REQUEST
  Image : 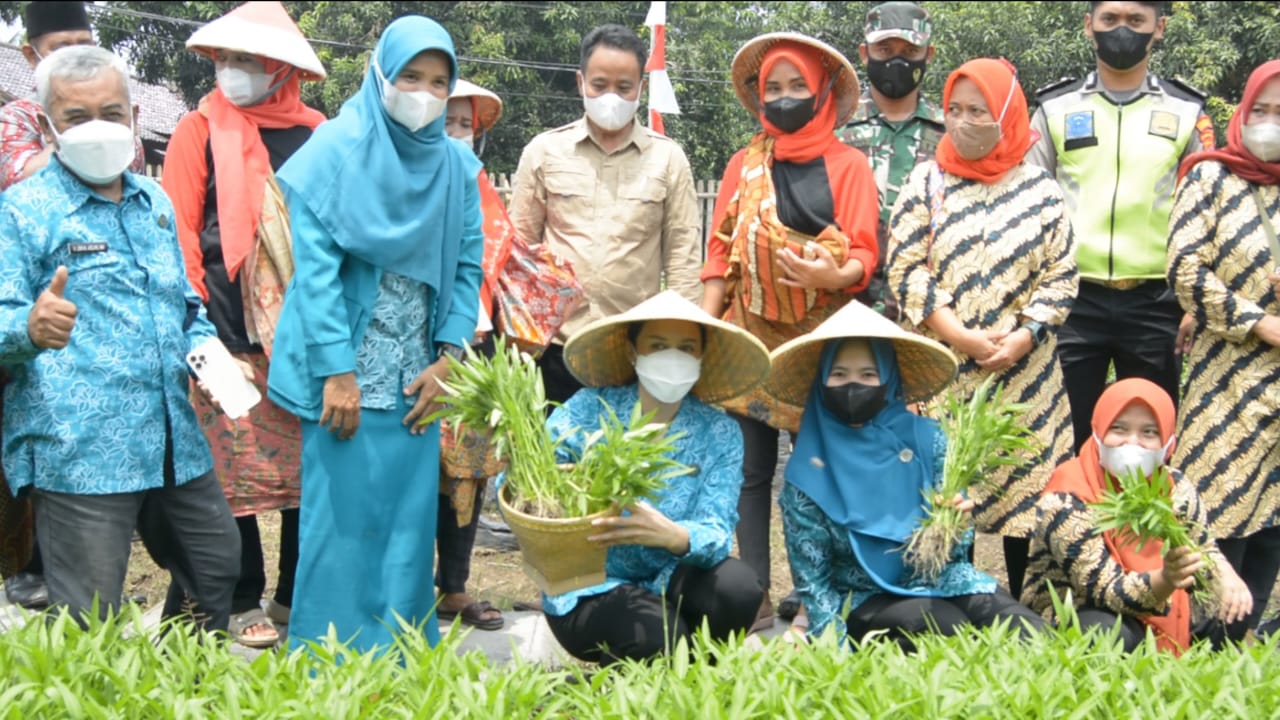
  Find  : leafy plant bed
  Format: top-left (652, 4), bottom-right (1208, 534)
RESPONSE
top-left (2, 607), bottom-right (1278, 719)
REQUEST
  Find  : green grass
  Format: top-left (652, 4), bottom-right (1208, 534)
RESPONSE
top-left (2, 606), bottom-right (1278, 719)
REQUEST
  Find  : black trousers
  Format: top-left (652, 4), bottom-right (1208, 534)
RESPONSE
top-left (1057, 280), bottom-right (1184, 452)
top-left (544, 558), bottom-right (763, 666)
top-left (161, 508), bottom-right (299, 618)
top-left (848, 588), bottom-right (1047, 653)
top-left (732, 414), bottom-right (780, 590)
top-left (1075, 606), bottom-right (1244, 651)
top-left (1216, 525), bottom-right (1280, 636)
top-left (536, 344), bottom-right (584, 409)
top-left (435, 482), bottom-right (483, 595)
top-left (1003, 536), bottom-right (1031, 600)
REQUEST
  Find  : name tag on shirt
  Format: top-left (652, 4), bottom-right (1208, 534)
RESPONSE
top-left (1149, 111), bottom-right (1180, 140)
top-left (68, 242), bottom-right (108, 254)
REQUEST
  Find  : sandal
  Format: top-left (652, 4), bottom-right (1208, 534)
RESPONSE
top-left (228, 608), bottom-right (279, 648)
top-left (438, 600), bottom-right (504, 631)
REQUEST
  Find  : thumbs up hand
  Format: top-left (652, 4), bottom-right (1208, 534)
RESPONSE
top-left (28, 266), bottom-right (78, 349)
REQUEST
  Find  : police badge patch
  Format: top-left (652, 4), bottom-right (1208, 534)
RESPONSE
top-left (1063, 111), bottom-right (1097, 151)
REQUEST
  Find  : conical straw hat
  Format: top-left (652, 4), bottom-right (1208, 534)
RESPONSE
top-left (731, 32), bottom-right (860, 127)
top-left (562, 291), bottom-right (771, 404)
top-left (186, 1), bottom-right (326, 81)
top-left (450, 79), bottom-right (503, 131)
top-left (764, 300), bottom-right (958, 406)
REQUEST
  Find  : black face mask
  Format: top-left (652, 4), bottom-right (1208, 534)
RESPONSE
top-left (867, 57), bottom-right (928, 100)
top-left (763, 96), bottom-right (816, 134)
top-left (1093, 27), bottom-right (1153, 71)
top-left (820, 382), bottom-right (889, 426)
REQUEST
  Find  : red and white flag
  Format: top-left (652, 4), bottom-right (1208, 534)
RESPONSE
top-left (644, 1), bottom-right (680, 135)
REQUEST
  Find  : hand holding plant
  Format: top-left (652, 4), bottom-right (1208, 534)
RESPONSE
top-left (902, 375), bottom-right (1038, 582)
top-left (1090, 465), bottom-right (1219, 614)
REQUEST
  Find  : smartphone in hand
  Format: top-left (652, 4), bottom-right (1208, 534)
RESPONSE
top-left (187, 337), bottom-right (260, 420)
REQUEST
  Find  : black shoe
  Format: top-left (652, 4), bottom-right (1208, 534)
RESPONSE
top-left (777, 591), bottom-right (802, 622)
top-left (4, 572), bottom-right (50, 609)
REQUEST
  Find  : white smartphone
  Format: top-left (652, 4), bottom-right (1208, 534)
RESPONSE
top-left (186, 337), bottom-right (261, 420)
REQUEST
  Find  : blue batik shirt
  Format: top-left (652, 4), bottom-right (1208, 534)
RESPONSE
top-left (354, 271), bottom-right (432, 410)
top-left (541, 385), bottom-right (744, 616)
top-left (779, 430), bottom-right (996, 638)
top-left (0, 158), bottom-right (216, 495)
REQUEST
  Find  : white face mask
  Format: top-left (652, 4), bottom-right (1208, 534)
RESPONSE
top-left (634, 348), bottom-right (702, 405)
top-left (1094, 434), bottom-right (1173, 479)
top-left (216, 66), bottom-right (279, 107)
top-left (51, 118), bottom-right (135, 185)
top-left (455, 133), bottom-right (474, 147)
top-left (374, 57), bottom-right (446, 133)
top-left (582, 91), bottom-right (639, 132)
top-left (1242, 122), bottom-right (1280, 163)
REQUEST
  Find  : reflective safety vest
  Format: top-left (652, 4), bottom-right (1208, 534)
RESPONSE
top-left (1036, 73), bottom-right (1210, 281)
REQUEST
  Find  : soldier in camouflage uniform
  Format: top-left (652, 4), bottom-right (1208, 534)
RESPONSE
top-left (838, 1), bottom-right (944, 320)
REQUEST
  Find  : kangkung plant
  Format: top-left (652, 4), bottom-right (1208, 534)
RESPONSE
top-left (1090, 465), bottom-right (1218, 612)
top-left (427, 337), bottom-right (689, 518)
top-left (902, 374), bottom-right (1039, 582)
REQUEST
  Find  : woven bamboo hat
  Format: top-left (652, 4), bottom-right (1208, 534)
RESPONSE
top-left (563, 291), bottom-right (771, 404)
top-left (186, 1), bottom-right (326, 81)
top-left (764, 300), bottom-right (958, 406)
top-left (731, 32), bottom-right (860, 127)
top-left (449, 79), bottom-right (504, 131)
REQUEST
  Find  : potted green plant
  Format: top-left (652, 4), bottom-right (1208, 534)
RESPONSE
top-left (427, 337), bottom-right (691, 594)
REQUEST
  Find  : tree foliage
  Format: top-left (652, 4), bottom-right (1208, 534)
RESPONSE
top-left (3, 1), bottom-right (1278, 178)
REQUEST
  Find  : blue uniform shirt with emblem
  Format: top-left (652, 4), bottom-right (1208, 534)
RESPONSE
top-left (0, 158), bottom-right (216, 496)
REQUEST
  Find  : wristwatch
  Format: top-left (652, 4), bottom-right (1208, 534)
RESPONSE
top-left (1019, 320), bottom-right (1049, 347)
top-left (436, 342), bottom-right (466, 363)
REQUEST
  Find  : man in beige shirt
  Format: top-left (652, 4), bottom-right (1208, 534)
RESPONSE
top-left (509, 23), bottom-right (701, 404)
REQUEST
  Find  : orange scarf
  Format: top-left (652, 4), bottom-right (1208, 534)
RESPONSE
top-left (476, 169), bottom-right (515, 320)
top-left (757, 42), bottom-right (841, 163)
top-left (719, 133), bottom-right (850, 324)
top-left (1179, 60), bottom-right (1280, 185)
top-left (935, 58), bottom-right (1033, 184)
top-left (194, 59), bottom-right (326, 281)
top-left (1043, 378), bottom-right (1190, 654)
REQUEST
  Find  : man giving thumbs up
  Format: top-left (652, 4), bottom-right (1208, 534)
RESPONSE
top-left (26, 266), bottom-right (76, 349)
top-left (0, 46), bottom-right (239, 633)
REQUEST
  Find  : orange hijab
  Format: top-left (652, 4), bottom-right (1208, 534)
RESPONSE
top-left (935, 58), bottom-right (1033, 184)
top-left (1179, 59), bottom-right (1280, 185)
top-left (1043, 378), bottom-right (1190, 654)
top-left (757, 42), bottom-right (840, 163)
top-left (196, 57), bottom-right (326, 281)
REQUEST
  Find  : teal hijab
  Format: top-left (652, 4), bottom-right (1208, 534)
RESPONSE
top-left (276, 15), bottom-right (482, 288)
top-left (785, 339), bottom-right (948, 596)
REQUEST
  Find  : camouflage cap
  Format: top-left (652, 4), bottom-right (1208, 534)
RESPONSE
top-left (864, 2), bottom-right (932, 47)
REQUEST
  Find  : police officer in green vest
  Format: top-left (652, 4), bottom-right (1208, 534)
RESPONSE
top-left (838, 1), bottom-right (944, 322)
top-left (1027, 1), bottom-right (1213, 451)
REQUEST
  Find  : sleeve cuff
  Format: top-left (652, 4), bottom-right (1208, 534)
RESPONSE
top-left (677, 520), bottom-right (725, 567)
top-left (307, 339), bottom-right (356, 378)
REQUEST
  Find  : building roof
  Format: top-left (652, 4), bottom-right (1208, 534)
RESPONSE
top-left (0, 43), bottom-right (190, 147)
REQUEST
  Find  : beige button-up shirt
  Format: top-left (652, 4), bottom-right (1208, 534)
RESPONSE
top-left (509, 117), bottom-right (702, 339)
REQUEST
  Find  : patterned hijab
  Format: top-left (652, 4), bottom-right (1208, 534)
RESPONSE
top-left (275, 16), bottom-right (481, 287)
top-left (785, 338), bottom-right (947, 595)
